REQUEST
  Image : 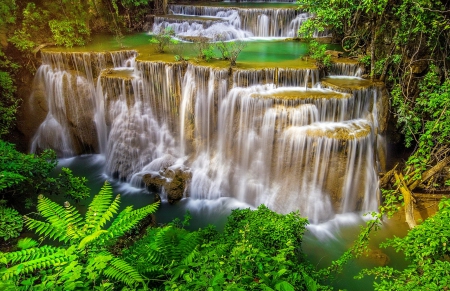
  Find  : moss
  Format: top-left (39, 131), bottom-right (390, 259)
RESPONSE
top-left (251, 88), bottom-right (351, 101)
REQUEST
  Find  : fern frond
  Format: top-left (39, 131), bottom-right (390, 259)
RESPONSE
top-left (78, 230), bottom-right (108, 250)
top-left (102, 255), bottom-right (144, 286)
top-left (181, 245), bottom-right (199, 265)
top-left (84, 181), bottom-right (114, 231)
top-left (36, 195), bottom-right (68, 227)
top-left (178, 232), bottom-right (200, 261)
top-left (155, 226), bottom-right (178, 262)
top-left (24, 216), bottom-right (68, 242)
top-left (107, 202), bottom-right (160, 240)
top-left (93, 194), bottom-right (121, 233)
top-left (2, 245), bottom-right (62, 264)
top-left (64, 204), bottom-right (84, 240)
top-left (1, 248), bottom-right (69, 281)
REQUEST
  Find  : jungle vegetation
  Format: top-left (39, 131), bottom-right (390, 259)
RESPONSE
top-left (0, 0), bottom-right (450, 290)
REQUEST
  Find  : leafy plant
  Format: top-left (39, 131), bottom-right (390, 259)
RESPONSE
top-left (0, 71), bottom-right (18, 137)
top-left (192, 36), bottom-right (216, 62)
top-left (214, 35), bottom-right (247, 66)
top-left (307, 40), bottom-right (332, 72)
top-left (0, 140), bottom-right (90, 206)
top-left (358, 197), bottom-right (450, 290)
top-left (150, 27), bottom-right (176, 53)
top-left (0, 206), bottom-right (23, 241)
top-left (127, 205), bottom-right (327, 290)
top-left (0, 181), bottom-right (159, 289)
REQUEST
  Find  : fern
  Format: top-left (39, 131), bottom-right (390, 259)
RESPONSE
top-left (24, 217), bottom-right (67, 242)
top-left (102, 254), bottom-right (145, 286)
top-left (107, 202), bottom-right (160, 240)
top-left (178, 232), bottom-right (200, 263)
top-left (84, 181), bottom-right (115, 231)
top-left (78, 230), bottom-right (108, 250)
top-left (2, 245), bottom-right (62, 264)
top-left (36, 195), bottom-right (68, 228)
top-left (2, 181), bottom-right (159, 289)
top-left (1, 247), bottom-right (69, 281)
top-left (63, 203), bottom-right (85, 240)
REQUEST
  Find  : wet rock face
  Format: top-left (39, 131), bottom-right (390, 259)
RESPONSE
top-left (143, 167), bottom-right (192, 204)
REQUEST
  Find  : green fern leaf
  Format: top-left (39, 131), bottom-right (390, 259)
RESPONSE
top-left (84, 181), bottom-right (114, 231)
top-left (178, 232), bottom-right (200, 260)
top-left (24, 217), bottom-right (67, 242)
top-left (102, 255), bottom-right (144, 286)
top-left (107, 202), bottom-right (159, 240)
top-left (3, 245), bottom-right (61, 264)
top-left (93, 193), bottom-right (120, 233)
top-left (1, 248), bottom-right (68, 281)
top-left (17, 238), bottom-right (38, 250)
top-left (78, 230), bottom-right (108, 250)
top-left (63, 203), bottom-right (84, 240)
top-left (36, 195), bottom-right (68, 228)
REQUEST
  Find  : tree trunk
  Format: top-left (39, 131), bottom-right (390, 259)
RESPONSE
top-left (395, 172), bottom-right (416, 229)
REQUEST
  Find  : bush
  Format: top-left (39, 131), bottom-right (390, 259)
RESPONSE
top-left (150, 27), bottom-right (176, 53)
top-left (0, 206), bottom-right (23, 241)
top-left (308, 40), bottom-right (332, 72)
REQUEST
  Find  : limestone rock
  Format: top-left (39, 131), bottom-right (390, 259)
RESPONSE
top-left (325, 50), bottom-right (343, 58)
top-left (143, 166), bottom-right (192, 204)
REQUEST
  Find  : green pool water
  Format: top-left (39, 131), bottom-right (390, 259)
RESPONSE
top-left (45, 33), bottom-right (336, 69)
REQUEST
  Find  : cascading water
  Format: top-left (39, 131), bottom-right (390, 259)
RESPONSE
top-left (158, 5), bottom-right (317, 40)
top-left (29, 2), bottom-right (385, 223)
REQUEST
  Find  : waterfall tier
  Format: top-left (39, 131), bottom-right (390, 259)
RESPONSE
top-left (157, 4), bottom-right (313, 39)
top-left (28, 3), bottom-right (384, 223)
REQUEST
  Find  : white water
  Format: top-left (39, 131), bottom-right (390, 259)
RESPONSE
top-left (156, 5), bottom-right (321, 40)
top-left (30, 51), bottom-right (382, 223)
top-left (30, 2), bottom-right (382, 223)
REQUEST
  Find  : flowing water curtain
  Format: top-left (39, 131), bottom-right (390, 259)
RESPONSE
top-left (163, 4), bottom-right (310, 39)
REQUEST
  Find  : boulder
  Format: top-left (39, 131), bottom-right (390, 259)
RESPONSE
top-left (143, 166), bottom-right (192, 204)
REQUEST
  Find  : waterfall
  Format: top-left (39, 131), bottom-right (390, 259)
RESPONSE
top-left (28, 3), bottom-right (385, 223)
top-left (157, 5), bottom-right (310, 39)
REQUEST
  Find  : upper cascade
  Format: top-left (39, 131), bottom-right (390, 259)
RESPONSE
top-left (27, 1), bottom-right (386, 223)
top-left (156, 4), bottom-right (312, 39)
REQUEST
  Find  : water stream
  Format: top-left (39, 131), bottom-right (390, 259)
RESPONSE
top-left (27, 1), bottom-right (396, 289)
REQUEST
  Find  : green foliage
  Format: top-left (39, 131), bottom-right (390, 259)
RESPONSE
top-left (57, 168), bottom-right (90, 201)
top-left (9, 1), bottom-right (92, 52)
top-left (307, 40), bottom-right (332, 72)
top-left (9, 3), bottom-right (49, 52)
top-left (0, 140), bottom-right (89, 205)
top-left (48, 19), bottom-right (90, 47)
top-left (192, 37), bottom-right (216, 62)
top-left (358, 198), bottom-right (450, 290)
top-left (150, 27), bottom-right (176, 53)
top-left (0, 182), bottom-right (159, 289)
top-left (214, 35), bottom-right (247, 66)
top-left (0, 0), bottom-right (16, 27)
top-left (124, 205), bottom-right (327, 290)
top-left (0, 205), bottom-right (23, 241)
top-left (0, 71), bottom-right (18, 137)
top-left (393, 66), bottom-right (450, 182)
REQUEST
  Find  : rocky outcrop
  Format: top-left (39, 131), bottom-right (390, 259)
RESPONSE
top-left (143, 167), bottom-right (192, 204)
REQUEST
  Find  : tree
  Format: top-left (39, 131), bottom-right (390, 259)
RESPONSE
top-left (0, 181), bottom-right (160, 290)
